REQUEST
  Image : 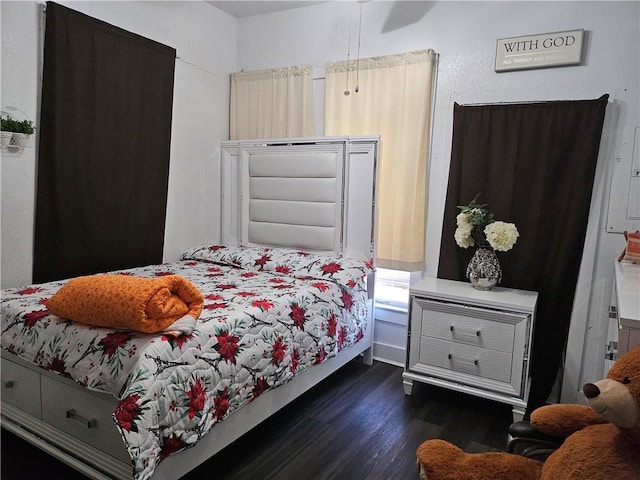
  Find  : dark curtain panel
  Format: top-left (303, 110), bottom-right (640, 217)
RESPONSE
top-left (34, 2), bottom-right (176, 283)
top-left (438, 95), bottom-right (609, 416)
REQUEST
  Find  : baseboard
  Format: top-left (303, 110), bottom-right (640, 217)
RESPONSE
top-left (372, 341), bottom-right (405, 367)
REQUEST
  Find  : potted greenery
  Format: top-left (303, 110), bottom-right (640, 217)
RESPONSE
top-left (1, 115), bottom-right (35, 148)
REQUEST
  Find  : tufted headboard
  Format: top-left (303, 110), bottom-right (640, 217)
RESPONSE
top-left (221, 136), bottom-right (378, 261)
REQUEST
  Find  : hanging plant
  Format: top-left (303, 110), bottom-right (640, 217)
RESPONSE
top-left (1, 116), bottom-right (35, 134)
top-left (1, 115), bottom-right (20, 133)
top-left (18, 119), bottom-right (35, 135)
top-left (1, 115), bottom-right (35, 148)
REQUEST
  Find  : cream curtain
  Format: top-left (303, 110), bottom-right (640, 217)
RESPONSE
top-left (325, 50), bottom-right (436, 271)
top-left (230, 65), bottom-right (315, 140)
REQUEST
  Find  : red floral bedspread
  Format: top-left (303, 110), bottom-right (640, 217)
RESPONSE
top-left (1, 245), bottom-right (374, 480)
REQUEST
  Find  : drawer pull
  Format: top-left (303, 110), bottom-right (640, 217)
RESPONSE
top-left (3, 380), bottom-right (15, 389)
top-left (448, 353), bottom-right (479, 366)
top-left (449, 325), bottom-right (481, 336)
top-left (66, 409), bottom-right (98, 429)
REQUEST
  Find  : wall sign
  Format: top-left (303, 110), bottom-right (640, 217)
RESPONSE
top-left (495, 29), bottom-right (584, 72)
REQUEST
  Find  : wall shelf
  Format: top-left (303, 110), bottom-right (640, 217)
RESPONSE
top-left (1, 132), bottom-right (33, 154)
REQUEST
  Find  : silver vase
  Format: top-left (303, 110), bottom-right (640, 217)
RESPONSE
top-left (466, 247), bottom-right (502, 290)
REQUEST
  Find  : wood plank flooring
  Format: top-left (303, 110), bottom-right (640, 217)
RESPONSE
top-left (1, 359), bottom-right (513, 479)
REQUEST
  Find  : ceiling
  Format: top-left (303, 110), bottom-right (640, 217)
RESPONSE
top-left (207, 1), bottom-right (328, 18)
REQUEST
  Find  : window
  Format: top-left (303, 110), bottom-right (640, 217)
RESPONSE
top-left (325, 49), bottom-right (436, 271)
top-left (230, 65), bottom-right (314, 140)
top-left (374, 268), bottom-right (412, 312)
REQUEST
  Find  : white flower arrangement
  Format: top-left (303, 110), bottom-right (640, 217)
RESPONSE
top-left (454, 212), bottom-right (475, 248)
top-left (484, 221), bottom-right (519, 252)
top-left (454, 196), bottom-right (519, 252)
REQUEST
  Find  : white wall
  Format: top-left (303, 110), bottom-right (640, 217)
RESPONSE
top-left (1, 1), bottom-right (41, 290)
top-left (1, 1), bottom-right (236, 288)
top-left (232, 1), bottom-right (640, 398)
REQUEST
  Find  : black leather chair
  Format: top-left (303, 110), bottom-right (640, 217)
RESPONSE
top-left (506, 420), bottom-right (565, 462)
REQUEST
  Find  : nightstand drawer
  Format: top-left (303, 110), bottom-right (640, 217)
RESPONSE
top-left (41, 376), bottom-right (129, 462)
top-left (419, 337), bottom-right (513, 384)
top-left (415, 298), bottom-right (527, 353)
top-left (419, 308), bottom-right (515, 353)
top-left (1, 358), bottom-right (42, 418)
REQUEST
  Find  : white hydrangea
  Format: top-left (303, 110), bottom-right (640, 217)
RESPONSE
top-left (456, 212), bottom-right (472, 227)
top-left (454, 213), bottom-right (475, 248)
top-left (484, 221), bottom-right (519, 252)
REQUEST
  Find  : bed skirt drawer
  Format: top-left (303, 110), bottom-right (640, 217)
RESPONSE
top-left (41, 376), bottom-right (130, 462)
top-left (1, 359), bottom-right (42, 418)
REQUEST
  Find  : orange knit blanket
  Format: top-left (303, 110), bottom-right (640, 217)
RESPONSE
top-left (48, 274), bottom-right (204, 334)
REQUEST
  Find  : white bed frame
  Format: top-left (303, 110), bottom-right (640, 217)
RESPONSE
top-left (1, 136), bottom-right (379, 479)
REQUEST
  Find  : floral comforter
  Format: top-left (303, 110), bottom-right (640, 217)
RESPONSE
top-left (1, 245), bottom-right (374, 480)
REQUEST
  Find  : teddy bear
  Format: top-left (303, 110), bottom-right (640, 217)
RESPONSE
top-left (416, 345), bottom-right (640, 480)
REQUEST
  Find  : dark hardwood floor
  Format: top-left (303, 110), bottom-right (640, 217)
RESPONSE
top-left (1, 359), bottom-right (513, 479)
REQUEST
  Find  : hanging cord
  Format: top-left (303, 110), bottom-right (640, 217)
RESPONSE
top-left (355, 2), bottom-right (363, 93)
top-left (344, 5), bottom-right (353, 96)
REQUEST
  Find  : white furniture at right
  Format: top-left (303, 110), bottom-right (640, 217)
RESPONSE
top-left (605, 260), bottom-right (640, 374)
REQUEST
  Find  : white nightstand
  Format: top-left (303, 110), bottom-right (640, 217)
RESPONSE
top-left (403, 277), bottom-right (538, 421)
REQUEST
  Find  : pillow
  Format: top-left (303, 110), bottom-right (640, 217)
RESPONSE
top-left (619, 231), bottom-right (640, 264)
top-left (181, 245), bottom-right (374, 288)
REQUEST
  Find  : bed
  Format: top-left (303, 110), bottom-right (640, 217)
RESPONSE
top-left (0, 136), bottom-right (379, 480)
